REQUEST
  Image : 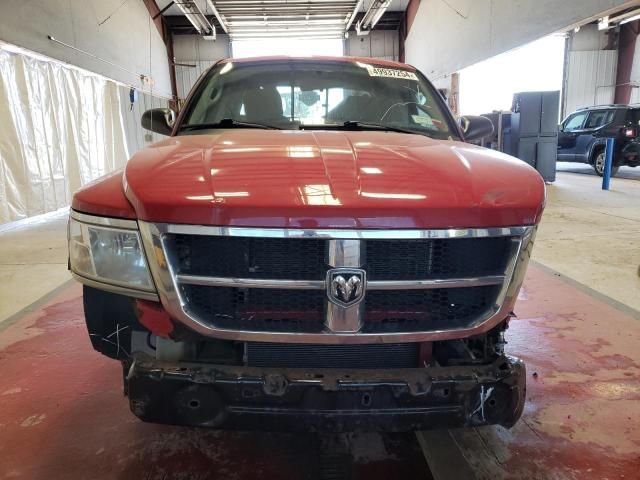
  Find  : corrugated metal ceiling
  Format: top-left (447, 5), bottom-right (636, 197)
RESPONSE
top-left (159, 0), bottom-right (408, 39)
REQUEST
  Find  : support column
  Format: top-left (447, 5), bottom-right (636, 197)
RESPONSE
top-left (142, 0), bottom-right (179, 104)
top-left (399, 0), bottom-right (420, 63)
top-left (614, 20), bottom-right (639, 105)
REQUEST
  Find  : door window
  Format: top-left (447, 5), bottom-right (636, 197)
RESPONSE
top-left (563, 112), bottom-right (587, 131)
top-left (584, 110), bottom-right (614, 129)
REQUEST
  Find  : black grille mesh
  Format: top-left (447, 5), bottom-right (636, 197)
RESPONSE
top-left (168, 235), bottom-right (512, 281)
top-left (246, 342), bottom-right (419, 368)
top-left (170, 235), bottom-right (327, 280)
top-left (365, 237), bottom-right (513, 280)
top-left (181, 284), bottom-right (325, 332)
top-left (363, 285), bottom-right (500, 332)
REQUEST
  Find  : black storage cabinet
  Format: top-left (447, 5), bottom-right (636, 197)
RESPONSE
top-left (510, 91), bottom-right (560, 182)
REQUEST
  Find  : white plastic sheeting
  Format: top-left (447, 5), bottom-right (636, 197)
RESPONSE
top-left (0, 48), bottom-right (129, 224)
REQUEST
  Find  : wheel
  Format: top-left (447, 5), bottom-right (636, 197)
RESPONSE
top-left (593, 150), bottom-right (620, 177)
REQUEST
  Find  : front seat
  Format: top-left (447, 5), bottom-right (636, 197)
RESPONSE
top-left (242, 87), bottom-right (284, 123)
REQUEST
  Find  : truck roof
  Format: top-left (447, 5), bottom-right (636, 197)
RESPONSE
top-left (576, 104), bottom-right (640, 111)
top-left (218, 55), bottom-right (416, 71)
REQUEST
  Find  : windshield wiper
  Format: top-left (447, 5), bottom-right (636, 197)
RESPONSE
top-left (342, 121), bottom-right (420, 135)
top-left (179, 118), bottom-right (280, 131)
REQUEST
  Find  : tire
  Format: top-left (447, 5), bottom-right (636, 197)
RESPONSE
top-left (593, 150), bottom-right (620, 177)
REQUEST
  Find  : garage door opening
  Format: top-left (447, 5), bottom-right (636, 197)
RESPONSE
top-left (459, 34), bottom-right (566, 115)
top-left (231, 38), bottom-right (344, 58)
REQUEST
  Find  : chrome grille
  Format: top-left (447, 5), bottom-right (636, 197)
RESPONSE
top-left (139, 223), bottom-right (535, 344)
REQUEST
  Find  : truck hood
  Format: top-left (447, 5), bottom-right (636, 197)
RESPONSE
top-left (124, 130), bottom-right (545, 229)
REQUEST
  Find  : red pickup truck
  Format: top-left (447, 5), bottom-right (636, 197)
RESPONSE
top-left (68, 56), bottom-right (545, 431)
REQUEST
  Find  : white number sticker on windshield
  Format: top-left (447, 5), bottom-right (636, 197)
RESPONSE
top-left (366, 66), bottom-right (418, 81)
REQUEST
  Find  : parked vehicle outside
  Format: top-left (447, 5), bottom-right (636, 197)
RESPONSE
top-left (68, 56), bottom-right (545, 432)
top-left (558, 104), bottom-right (640, 176)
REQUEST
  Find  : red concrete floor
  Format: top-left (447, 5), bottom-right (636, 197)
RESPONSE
top-left (0, 264), bottom-right (639, 479)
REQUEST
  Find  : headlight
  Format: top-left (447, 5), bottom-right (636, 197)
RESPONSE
top-left (68, 213), bottom-right (154, 292)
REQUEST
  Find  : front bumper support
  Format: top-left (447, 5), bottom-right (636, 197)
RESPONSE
top-left (125, 355), bottom-right (526, 432)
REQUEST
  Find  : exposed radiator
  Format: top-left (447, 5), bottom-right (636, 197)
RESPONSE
top-left (245, 342), bottom-right (419, 369)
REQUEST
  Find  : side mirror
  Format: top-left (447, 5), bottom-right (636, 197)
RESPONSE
top-left (460, 115), bottom-right (494, 142)
top-left (141, 108), bottom-right (175, 136)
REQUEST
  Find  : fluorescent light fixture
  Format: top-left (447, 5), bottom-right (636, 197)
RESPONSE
top-left (360, 167), bottom-right (382, 174)
top-left (356, 0), bottom-right (392, 36)
top-left (620, 13), bottom-right (640, 25)
top-left (175, 0), bottom-right (215, 37)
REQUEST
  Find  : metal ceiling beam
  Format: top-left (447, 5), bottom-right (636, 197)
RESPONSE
top-left (165, 15), bottom-right (224, 31)
top-left (345, 0), bottom-right (363, 31)
top-left (204, 0), bottom-right (229, 33)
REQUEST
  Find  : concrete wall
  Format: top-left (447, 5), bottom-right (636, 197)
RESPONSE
top-left (173, 35), bottom-right (230, 100)
top-left (405, 0), bottom-right (636, 80)
top-left (0, 0), bottom-right (172, 98)
top-left (345, 30), bottom-right (400, 61)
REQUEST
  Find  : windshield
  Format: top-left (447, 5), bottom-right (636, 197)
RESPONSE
top-left (179, 60), bottom-right (458, 140)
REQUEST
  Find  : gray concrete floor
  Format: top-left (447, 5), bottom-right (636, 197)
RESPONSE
top-left (0, 171), bottom-right (639, 325)
top-left (0, 208), bottom-right (70, 322)
top-left (535, 172), bottom-right (640, 311)
top-left (557, 161), bottom-right (640, 180)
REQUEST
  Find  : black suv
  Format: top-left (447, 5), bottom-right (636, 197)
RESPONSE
top-left (558, 105), bottom-right (640, 176)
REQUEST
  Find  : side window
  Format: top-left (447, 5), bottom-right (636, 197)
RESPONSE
top-left (584, 110), bottom-right (613, 129)
top-left (630, 109), bottom-right (640, 125)
top-left (563, 112), bottom-right (587, 132)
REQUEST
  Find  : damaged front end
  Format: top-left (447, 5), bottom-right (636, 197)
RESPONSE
top-left (124, 354), bottom-right (525, 432)
top-left (82, 286), bottom-right (527, 432)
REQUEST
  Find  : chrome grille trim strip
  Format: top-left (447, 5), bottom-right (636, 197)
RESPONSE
top-left (164, 224), bottom-right (529, 239)
top-left (138, 222), bottom-right (537, 344)
top-left (176, 275), bottom-right (325, 290)
top-left (368, 275), bottom-right (505, 290)
top-left (175, 274), bottom-right (506, 290)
